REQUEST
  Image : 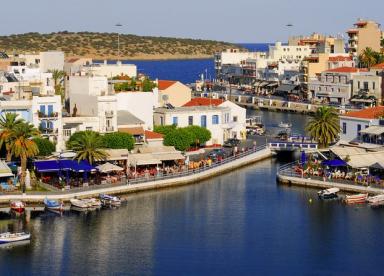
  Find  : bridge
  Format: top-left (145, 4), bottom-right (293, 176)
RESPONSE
top-left (268, 141), bottom-right (318, 152)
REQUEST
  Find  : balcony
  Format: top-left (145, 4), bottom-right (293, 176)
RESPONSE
top-left (39, 127), bottom-right (58, 136)
top-left (38, 111), bottom-right (58, 119)
top-left (105, 111), bottom-right (114, 117)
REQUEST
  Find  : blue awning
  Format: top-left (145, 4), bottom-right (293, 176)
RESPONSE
top-left (322, 159), bottom-right (347, 167)
top-left (34, 160), bottom-right (95, 173)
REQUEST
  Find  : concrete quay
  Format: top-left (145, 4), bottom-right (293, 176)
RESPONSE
top-left (0, 147), bottom-right (272, 204)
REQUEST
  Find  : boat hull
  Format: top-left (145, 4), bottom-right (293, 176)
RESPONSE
top-left (345, 194), bottom-right (368, 204)
top-left (0, 233), bottom-right (30, 244)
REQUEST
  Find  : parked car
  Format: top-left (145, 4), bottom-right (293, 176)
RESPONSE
top-left (223, 138), bottom-right (241, 148)
top-left (208, 148), bottom-right (227, 160)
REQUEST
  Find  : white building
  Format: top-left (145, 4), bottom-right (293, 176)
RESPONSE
top-left (339, 106), bottom-right (384, 143)
top-left (79, 60), bottom-right (137, 78)
top-left (0, 95), bottom-right (63, 150)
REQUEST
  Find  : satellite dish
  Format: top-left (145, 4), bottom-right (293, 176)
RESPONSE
top-left (162, 94), bottom-right (169, 101)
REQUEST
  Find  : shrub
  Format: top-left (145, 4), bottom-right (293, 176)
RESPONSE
top-left (163, 128), bottom-right (193, 151)
top-left (33, 138), bottom-right (55, 156)
top-left (183, 125), bottom-right (211, 146)
top-left (102, 132), bottom-right (135, 151)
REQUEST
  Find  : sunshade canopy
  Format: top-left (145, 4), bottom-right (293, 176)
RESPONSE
top-left (96, 162), bottom-right (124, 173)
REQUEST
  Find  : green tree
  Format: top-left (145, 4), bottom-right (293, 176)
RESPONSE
top-left (34, 137), bottom-right (55, 156)
top-left (154, 125), bottom-right (177, 136)
top-left (163, 128), bottom-right (193, 151)
top-left (184, 125), bottom-right (211, 146)
top-left (103, 132), bottom-right (135, 151)
top-left (359, 47), bottom-right (377, 68)
top-left (67, 131), bottom-right (108, 164)
top-left (306, 106), bottom-right (340, 148)
top-left (142, 78), bottom-right (156, 92)
top-left (0, 113), bottom-right (23, 161)
top-left (48, 69), bottom-right (65, 102)
top-left (9, 122), bottom-right (40, 191)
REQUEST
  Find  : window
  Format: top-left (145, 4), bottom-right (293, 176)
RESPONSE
top-left (373, 82), bottom-right (376, 90)
top-left (342, 122), bottom-right (347, 134)
top-left (201, 115), bottom-right (207, 128)
top-left (39, 105), bottom-right (46, 115)
top-left (160, 117), bottom-right (164, 126)
top-left (363, 82), bottom-right (369, 90)
top-left (358, 81), bottom-right (360, 89)
top-left (224, 113), bottom-right (230, 123)
top-left (357, 124), bottom-right (361, 136)
top-left (172, 116), bottom-right (178, 126)
top-left (188, 116), bottom-right (193, 126)
top-left (47, 105), bottom-right (53, 116)
top-left (63, 129), bottom-right (71, 137)
top-left (212, 115), bottom-right (219, 125)
top-left (233, 116), bottom-right (238, 122)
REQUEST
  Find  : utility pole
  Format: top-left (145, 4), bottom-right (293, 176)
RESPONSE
top-left (115, 23), bottom-right (123, 61)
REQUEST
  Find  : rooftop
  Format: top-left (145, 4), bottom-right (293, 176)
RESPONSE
top-left (325, 67), bottom-right (366, 73)
top-left (155, 105), bottom-right (228, 113)
top-left (117, 110), bottom-right (145, 126)
top-left (343, 106), bottom-right (384, 119)
top-left (145, 130), bottom-right (163, 140)
top-left (371, 63), bottom-right (384, 70)
top-left (158, 80), bottom-right (177, 90)
top-left (328, 56), bottom-right (353, 62)
top-left (183, 97), bottom-right (224, 107)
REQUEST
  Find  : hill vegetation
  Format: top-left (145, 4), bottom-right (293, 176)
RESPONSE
top-left (0, 31), bottom-right (243, 60)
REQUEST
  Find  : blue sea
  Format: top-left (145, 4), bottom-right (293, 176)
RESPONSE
top-left (117, 43), bottom-right (270, 84)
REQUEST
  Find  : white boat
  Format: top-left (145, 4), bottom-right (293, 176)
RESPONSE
top-left (278, 122), bottom-right (292, 128)
top-left (318, 187), bottom-right (340, 200)
top-left (367, 194), bottom-right (384, 207)
top-left (100, 194), bottom-right (121, 207)
top-left (83, 198), bottom-right (102, 208)
top-left (345, 193), bottom-right (368, 204)
top-left (70, 198), bottom-right (90, 209)
top-left (10, 201), bottom-right (25, 213)
top-left (0, 232), bottom-right (31, 244)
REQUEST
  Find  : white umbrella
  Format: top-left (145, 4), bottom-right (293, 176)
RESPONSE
top-left (96, 162), bottom-right (124, 173)
top-left (25, 169), bottom-right (31, 189)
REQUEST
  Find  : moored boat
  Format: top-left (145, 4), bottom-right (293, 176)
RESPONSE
top-left (0, 232), bottom-right (30, 244)
top-left (345, 193), bottom-right (368, 204)
top-left (10, 201), bottom-right (25, 213)
top-left (100, 194), bottom-right (121, 207)
top-left (367, 194), bottom-right (384, 207)
top-left (83, 198), bottom-right (102, 208)
top-left (44, 197), bottom-right (64, 212)
top-left (318, 187), bottom-right (340, 200)
top-left (70, 198), bottom-right (90, 209)
top-left (278, 122), bottom-right (292, 128)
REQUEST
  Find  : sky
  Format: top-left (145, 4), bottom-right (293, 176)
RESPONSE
top-left (0, 0), bottom-right (383, 43)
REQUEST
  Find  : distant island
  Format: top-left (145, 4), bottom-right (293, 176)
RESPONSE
top-left (0, 31), bottom-right (243, 60)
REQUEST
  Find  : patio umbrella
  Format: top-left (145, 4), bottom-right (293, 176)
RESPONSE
top-left (25, 169), bottom-right (31, 189)
top-left (96, 162), bottom-right (124, 173)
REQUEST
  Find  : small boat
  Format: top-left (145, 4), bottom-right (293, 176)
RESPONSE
top-left (345, 193), bottom-right (368, 204)
top-left (367, 194), bottom-right (384, 207)
top-left (84, 198), bottom-right (102, 208)
top-left (44, 197), bottom-right (64, 212)
top-left (100, 194), bottom-right (121, 207)
top-left (278, 122), bottom-right (292, 128)
top-left (318, 187), bottom-right (340, 200)
top-left (70, 198), bottom-right (90, 209)
top-left (0, 232), bottom-right (31, 244)
top-left (10, 201), bottom-right (25, 213)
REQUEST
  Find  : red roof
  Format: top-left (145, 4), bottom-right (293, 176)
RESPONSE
top-left (183, 97), bottom-right (224, 107)
top-left (158, 80), bottom-right (177, 90)
top-left (372, 63), bottom-right (384, 70)
top-left (325, 67), bottom-right (364, 73)
top-left (345, 106), bottom-right (384, 119)
top-left (145, 130), bottom-right (163, 140)
top-left (328, 56), bottom-right (352, 62)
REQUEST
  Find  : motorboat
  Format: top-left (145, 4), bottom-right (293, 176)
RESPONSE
top-left (84, 198), bottom-right (102, 208)
top-left (318, 187), bottom-right (340, 200)
top-left (70, 198), bottom-right (90, 209)
top-left (44, 197), bottom-right (64, 212)
top-left (10, 201), bottom-right (25, 213)
top-left (0, 232), bottom-right (31, 244)
top-left (100, 194), bottom-right (122, 207)
top-left (345, 193), bottom-right (368, 204)
top-left (278, 122), bottom-right (292, 128)
top-left (367, 194), bottom-right (384, 207)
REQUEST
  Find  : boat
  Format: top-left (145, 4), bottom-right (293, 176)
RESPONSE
top-left (345, 193), bottom-right (368, 204)
top-left (10, 201), bottom-right (25, 213)
top-left (100, 194), bottom-right (121, 207)
top-left (44, 197), bottom-right (64, 212)
top-left (318, 187), bottom-right (340, 200)
top-left (84, 198), bottom-right (102, 208)
top-left (70, 198), bottom-right (90, 209)
top-left (0, 232), bottom-right (31, 244)
top-left (367, 194), bottom-right (384, 207)
top-left (278, 122), bottom-right (292, 128)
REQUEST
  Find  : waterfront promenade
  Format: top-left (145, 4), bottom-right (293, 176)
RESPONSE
top-left (277, 162), bottom-right (384, 195)
top-left (0, 145), bottom-right (272, 204)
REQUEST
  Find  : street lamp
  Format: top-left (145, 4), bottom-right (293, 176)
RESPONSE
top-left (115, 23), bottom-right (123, 60)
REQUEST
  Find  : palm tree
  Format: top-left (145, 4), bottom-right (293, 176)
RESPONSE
top-left (49, 69), bottom-right (65, 101)
top-left (68, 131), bottom-right (108, 165)
top-left (9, 122), bottom-right (40, 192)
top-left (306, 106), bottom-right (340, 148)
top-left (359, 47), bottom-right (377, 68)
top-left (0, 113), bottom-right (23, 161)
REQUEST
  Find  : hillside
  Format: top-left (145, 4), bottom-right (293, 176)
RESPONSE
top-left (0, 31), bottom-right (243, 60)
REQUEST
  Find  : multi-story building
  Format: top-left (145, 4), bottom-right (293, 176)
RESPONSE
top-left (351, 71), bottom-right (383, 106)
top-left (309, 67), bottom-right (365, 104)
top-left (157, 80), bottom-right (191, 107)
top-left (289, 33), bottom-right (345, 54)
top-left (346, 19), bottom-right (382, 56)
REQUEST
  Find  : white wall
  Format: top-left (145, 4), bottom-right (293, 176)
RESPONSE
top-left (340, 116), bottom-right (378, 142)
top-left (219, 101), bottom-right (247, 139)
top-left (39, 51), bottom-right (65, 72)
top-left (87, 61), bottom-right (137, 78)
